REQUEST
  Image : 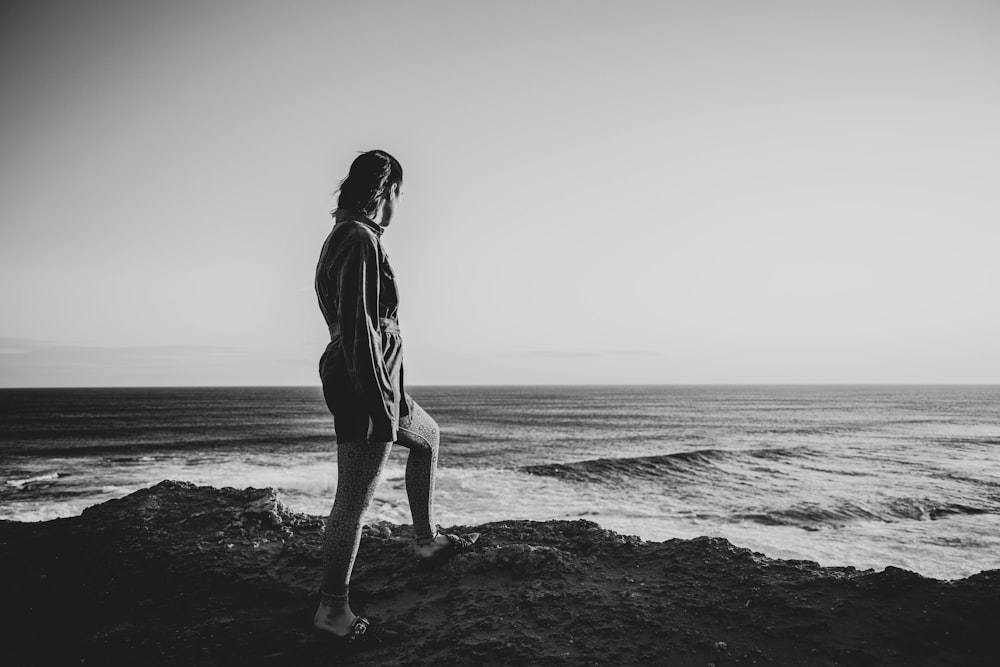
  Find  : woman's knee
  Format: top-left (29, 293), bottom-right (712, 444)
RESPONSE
top-left (398, 425), bottom-right (437, 454)
top-left (420, 413), bottom-right (440, 446)
top-left (398, 403), bottom-right (439, 452)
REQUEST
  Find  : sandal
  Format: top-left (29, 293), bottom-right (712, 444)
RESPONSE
top-left (415, 526), bottom-right (481, 564)
top-left (317, 616), bottom-right (398, 651)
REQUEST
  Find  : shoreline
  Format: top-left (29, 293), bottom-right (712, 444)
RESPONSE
top-left (4, 470), bottom-right (996, 582)
top-left (3, 480), bottom-right (999, 665)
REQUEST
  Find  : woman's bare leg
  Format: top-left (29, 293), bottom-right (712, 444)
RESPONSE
top-left (395, 401), bottom-right (469, 557)
top-left (315, 437), bottom-right (392, 636)
top-left (395, 401), bottom-right (439, 543)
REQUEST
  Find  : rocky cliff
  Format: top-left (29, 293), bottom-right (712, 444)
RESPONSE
top-left (2, 481), bottom-right (998, 665)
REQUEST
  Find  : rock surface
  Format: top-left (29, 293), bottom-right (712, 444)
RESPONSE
top-left (2, 480), bottom-right (999, 666)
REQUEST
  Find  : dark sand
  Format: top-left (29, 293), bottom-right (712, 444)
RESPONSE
top-left (2, 481), bottom-right (998, 666)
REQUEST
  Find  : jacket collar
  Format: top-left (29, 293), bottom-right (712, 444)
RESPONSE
top-left (333, 208), bottom-right (383, 237)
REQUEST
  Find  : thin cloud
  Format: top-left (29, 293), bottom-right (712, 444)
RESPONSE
top-left (518, 348), bottom-right (661, 359)
top-left (0, 341), bottom-right (260, 387)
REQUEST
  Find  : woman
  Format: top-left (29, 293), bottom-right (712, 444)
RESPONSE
top-left (313, 150), bottom-right (478, 648)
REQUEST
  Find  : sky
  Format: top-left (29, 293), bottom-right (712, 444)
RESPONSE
top-left (1, 0), bottom-right (999, 386)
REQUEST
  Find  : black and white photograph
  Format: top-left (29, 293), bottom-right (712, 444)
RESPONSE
top-left (2, 1), bottom-right (999, 664)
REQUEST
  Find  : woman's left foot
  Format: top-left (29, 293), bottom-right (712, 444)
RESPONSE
top-left (414, 530), bottom-right (480, 561)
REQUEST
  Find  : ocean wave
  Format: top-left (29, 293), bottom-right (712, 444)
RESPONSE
top-left (743, 426), bottom-right (855, 436)
top-left (734, 498), bottom-right (995, 530)
top-left (520, 447), bottom-right (799, 484)
top-left (5, 472), bottom-right (60, 488)
top-left (1, 434), bottom-right (333, 457)
top-left (103, 455), bottom-right (166, 464)
top-left (933, 437), bottom-right (1000, 448)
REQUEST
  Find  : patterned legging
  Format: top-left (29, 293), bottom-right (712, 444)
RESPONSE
top-left (320, 401), bottom-right (439, 600)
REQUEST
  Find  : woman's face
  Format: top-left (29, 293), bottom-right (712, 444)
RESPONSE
top-left (379, 183), bottom-right (401, 228)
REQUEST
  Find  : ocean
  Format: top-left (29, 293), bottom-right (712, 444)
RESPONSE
top-left (1, 385), bottom-right (998, 580)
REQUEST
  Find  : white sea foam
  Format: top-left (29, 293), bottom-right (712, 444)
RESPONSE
top-left (5, 472), bottom-right (60, 488)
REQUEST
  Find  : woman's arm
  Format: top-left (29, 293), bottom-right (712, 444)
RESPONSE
top-left (335, 240), bottom-right (397, 442)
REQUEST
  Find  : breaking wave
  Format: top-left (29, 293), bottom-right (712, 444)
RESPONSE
top-left (5, 472), bottom-right (61, 488)
top-left (520, 447), bottom-right (799, 484)
top-left (734, 498), bottom-right (994, 529)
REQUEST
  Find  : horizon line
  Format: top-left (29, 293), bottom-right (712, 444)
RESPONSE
top-left (2, 382), bottom-right (1000, 390)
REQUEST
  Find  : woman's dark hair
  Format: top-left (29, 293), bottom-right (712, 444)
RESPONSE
top-left (337, 150), bottom-right (403, 216)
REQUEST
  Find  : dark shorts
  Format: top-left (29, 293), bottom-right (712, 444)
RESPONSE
top-left (319, 342), bottom-right (413, 443)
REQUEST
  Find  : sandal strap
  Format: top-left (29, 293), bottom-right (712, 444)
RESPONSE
top-left (346, 616), bottom-right (394, 646)
top-left (346, 616), bottom-right (371, 643)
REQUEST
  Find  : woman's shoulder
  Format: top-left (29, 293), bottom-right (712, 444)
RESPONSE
top-left (318, 223), bottom-right (381, 271)
top-left (329, 220), bottom-right (381, 249)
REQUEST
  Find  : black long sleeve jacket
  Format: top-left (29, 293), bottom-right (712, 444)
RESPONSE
top-left (315, 209), bottom-right (410, 443)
